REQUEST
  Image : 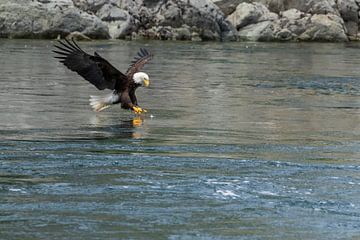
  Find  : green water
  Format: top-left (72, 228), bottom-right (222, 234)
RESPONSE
top-left (0, 39), bottom-right (360, 239)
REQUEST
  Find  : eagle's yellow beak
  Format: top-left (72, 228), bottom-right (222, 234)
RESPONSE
top-left (143, 79), bottom-right (150, 87)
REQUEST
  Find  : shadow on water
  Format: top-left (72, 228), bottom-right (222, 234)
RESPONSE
top-left (79, 116), bottom-right (147, 140)
top-left (0, 115), bottom-right (149, 141)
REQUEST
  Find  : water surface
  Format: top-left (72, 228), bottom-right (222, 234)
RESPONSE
top-left (1, 39), bottom-right (360, 239)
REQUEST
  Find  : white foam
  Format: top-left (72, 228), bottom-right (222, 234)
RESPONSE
top-left (9, 188), bottom-right (26, 193)
top-left (216, 190), bottom-right (239, 198)
top-left (259, 191), bottom-right (278, 196)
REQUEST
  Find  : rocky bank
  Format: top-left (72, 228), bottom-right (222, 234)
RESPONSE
top-left (0, 0), bottom-right (359, 42)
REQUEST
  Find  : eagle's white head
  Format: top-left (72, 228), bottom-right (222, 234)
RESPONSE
top-left (133, 72), bottom-right (150, 87)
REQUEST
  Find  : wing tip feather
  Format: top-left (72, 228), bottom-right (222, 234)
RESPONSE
top-left (56, 38), bottom-right (85, 53)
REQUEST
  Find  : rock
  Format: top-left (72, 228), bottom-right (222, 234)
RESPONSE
top-left (97, 3), bottom-right (134, 39)
top-left (212, 0), bottom-right (244, 15)
top-left (0, 0), bottom-right (356, 42)
top-left (97, 4), bottom-right (128, 22)
top-left (65, 31), bottom-right (92, 40)
top-left (181, 0), bottom-right (237, 41)
top-left (217, 0), bottom-right (350, 42)
top-left (337, 0), bottom-right (358, 36)
top-left (261, 0), bottom-right (286, 13)
top-left (344, 21), bottom-right (358, 37)
top-left (132, 25), bottom-right (192, 41)
top-left (120, 0), bottom-right (236, 41)
top-left (53, 8), bottom-right (109, 39)
top-left (156, 26), bottom-right (174, 40)
top-left (280, 9), bottom-right (307, 20)
top-left (212, 0), bottom-right (288, 15)
top-left (275, 28), bottom-right (293, 41)
top-left (72, 0), bottom-right (236, 41)
top-left (279, 14), bottom-right (310, 37)
top-left (72, 0), bottom-right (109, 12)
top-left (310, 0), bottom-right (338, 14)
top-left (191, 32), bottom-right (202, 41)
top-left (262, 0), bottom-right (339, 15)
top-left (71, 0), bottom-right (136, 39)
top-left (212, 0), bottom-right (340, 15)
top-left (237, 20), bottom-right (277, 41)
top-left (298, 14), bottom-right (348, 41)
top-left (118, 0), bottom-right (143, 16)
top-left (232, 2), bottom-right (348, 42)
top-left (0, 0), bottom-right (109, 39)
top-left (227, 2), bottom-right (278, 30)
top-left (212, 1), bottom-right (341, 20)
top-left (173, 25), bottom-right (192, 40)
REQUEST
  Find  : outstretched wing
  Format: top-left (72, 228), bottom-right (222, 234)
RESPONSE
top-left (126, 48), bottom-right (153, 79)
top-left (53, 39), bottom-right (128, 90)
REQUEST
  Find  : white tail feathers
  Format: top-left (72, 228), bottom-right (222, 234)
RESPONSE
top-left (89, 93), bottom-right (119, 112)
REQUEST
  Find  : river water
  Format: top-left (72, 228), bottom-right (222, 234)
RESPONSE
top-left (1, 39), bottom-right (360, 239)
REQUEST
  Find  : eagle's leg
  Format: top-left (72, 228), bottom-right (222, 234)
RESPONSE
top-left (132, 106), bottom-right (147, 114)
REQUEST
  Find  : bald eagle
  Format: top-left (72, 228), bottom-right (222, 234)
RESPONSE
top-left (53, 39), bottom-right (153, 114)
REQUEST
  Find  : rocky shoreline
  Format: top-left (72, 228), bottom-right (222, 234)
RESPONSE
top-left (0, 0), bottom-right (359, 42)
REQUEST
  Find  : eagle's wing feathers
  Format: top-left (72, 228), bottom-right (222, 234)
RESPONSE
top-left (126, 48), bottom-right (153, 78)
top-left (53, 39), bottom-right (128, 90)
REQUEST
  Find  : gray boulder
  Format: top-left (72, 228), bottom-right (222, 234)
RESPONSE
top-left (0, 0), bottom-right (109, 39)
top-left (174, 25), bottom-right (192, 40)
top-left (234, 4), bottom-right (348, 42)
top-left (227, 2), bottom-right (278, 30)
top-left (298, 14), bottom-right (348, 41)
top-left (97, 3), bottom-right (134, 39)
top-left (131, 24), bottom-right (193, 41)
top-left (337, 0), bottom-right (358, 37)
top-left (237, 20), bottom-right (277, 41)
top-left (70, 0), bottom-right (135, 39)
top-left (65, 31), bottom-right (92, 40)
top-left (120, 0), bottom-right (236, 41)
top-left (0, 0), bottom-right (355, 42)
top-left (212, 0), bottom-right (340, 15)
top-left (213, 0), bottom-right (350, 42)
top-left (280, 8), bottom-right (308, 20)
top-left (212, 0), bottom-right (245, 15)
top-left (278, 11), bottom-right (311, 37)
top-left (72, 0), bottom-right (110, 12)
top-left (272, 0), bottom-right (339, 14)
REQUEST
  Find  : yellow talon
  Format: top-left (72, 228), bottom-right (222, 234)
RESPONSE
top-left (132, 106), bottom-right (145, 114)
